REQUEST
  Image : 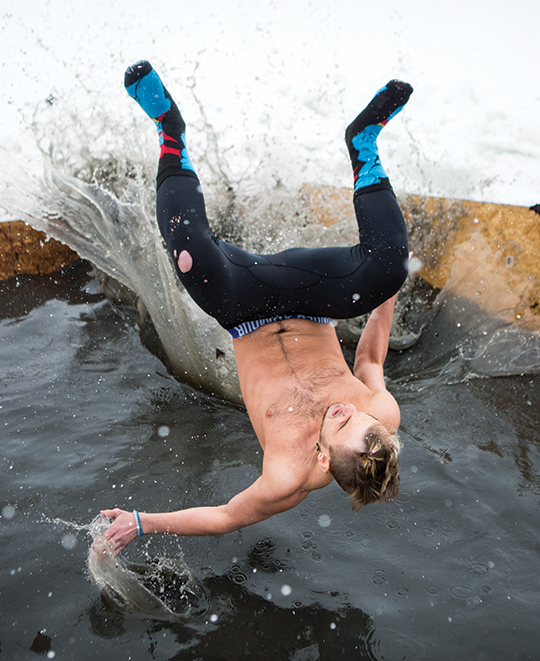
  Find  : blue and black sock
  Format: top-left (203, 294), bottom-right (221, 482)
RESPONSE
top-left (124, 60), bottom-right (198, 188)
top-left (346, 80), bottom-right (413, 197)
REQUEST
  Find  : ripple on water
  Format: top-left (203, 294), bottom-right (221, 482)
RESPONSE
top-left (395, 491), bottom-right (413, 505)
top-left (450, 585), bottom-right (473, 600)
top-left (310, 574), bottom-right (336, 593)
top-left (372, 569), bottom-right (387, 586)
top-left (451, 612), bottom-right (468, 624)
top-left (468, 562), bottom-right (489, 576)
top-left (228, 565), bottom-right (248, 585)
top-left (439, 520), bottom-right (457, 535)
top-left (360, 538), bottom-right (376, 549)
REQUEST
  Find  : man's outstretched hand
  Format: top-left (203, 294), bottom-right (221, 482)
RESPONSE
top-left (99, 508), bottom-right (139, 554)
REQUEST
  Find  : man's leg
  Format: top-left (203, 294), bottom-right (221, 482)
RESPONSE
top-left (342, 81), bottom-right (413, 306)
top-left (125, 63), bottom-right (412, 326)
top-left (244, 81), bottom-right (413, 319)
top-left (125, 62), bottom-right (280, 328)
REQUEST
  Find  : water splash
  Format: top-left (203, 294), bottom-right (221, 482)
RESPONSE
top-left (1, 87), bottom-right (538, 398)
top-left (87, 515), bottom-right (202, 621)
top-left (0, 142), bottom-right (241, 402)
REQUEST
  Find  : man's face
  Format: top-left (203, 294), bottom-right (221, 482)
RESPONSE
top-left (319, 403), bottom-right (379, 454)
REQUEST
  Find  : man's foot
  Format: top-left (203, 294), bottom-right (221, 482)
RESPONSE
top-left (124, 60), bottom-right (197, 185)
top-left (124, 60), bottom-right (185, 140)
top-left (345, 80), bottom-right (413, 142)
top-left (345, 80), bottom-right (413, 194)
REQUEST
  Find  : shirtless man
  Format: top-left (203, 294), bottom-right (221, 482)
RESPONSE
top-left (102, 62), bottom-right (412, 552)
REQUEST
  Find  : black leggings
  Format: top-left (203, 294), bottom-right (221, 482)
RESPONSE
top-left (156, 175), bottom-right (408, 331)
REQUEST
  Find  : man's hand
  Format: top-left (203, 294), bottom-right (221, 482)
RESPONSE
top-left (100, 508), bottom-right (139, 554)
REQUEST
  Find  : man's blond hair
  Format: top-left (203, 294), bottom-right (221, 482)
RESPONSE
top-left (328, 425), bottom-right (402, 511)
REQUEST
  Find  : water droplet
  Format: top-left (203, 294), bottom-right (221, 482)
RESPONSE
top-left (317, 514), bottom-right (331, 528)
top-left (2, 505), bottom-right (15, 520)
top-left (408, 256), bottom-right (423, 274)
top-left (61, 534), bottom-right (77, 550)
top-left (281, 584), bottom-right (292, 596)
top-left (210, 614), bottom-right (218, 623)
top-left (330, 622), bottom-right (337, 630)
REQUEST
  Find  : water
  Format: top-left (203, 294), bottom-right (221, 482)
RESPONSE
top-left (1, 264), bottom-right (539, 659)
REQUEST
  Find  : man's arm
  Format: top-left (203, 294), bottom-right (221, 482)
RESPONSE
top-left (354, 294), bottom-right (397, 384)
top-left (353, 294), bottom-right (400, 430)
top-left (101, 466), bottom-right (308, 553)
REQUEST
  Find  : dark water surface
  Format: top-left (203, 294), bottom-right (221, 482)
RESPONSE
top-left (1, 264), bottom-right (539, 660)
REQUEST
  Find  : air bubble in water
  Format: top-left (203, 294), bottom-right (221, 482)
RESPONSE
top-left (158, 425), bottom-right (170, 438)
top-left (352, 293), bottom-right (360, 301)
top-left (281, 584), bottom-right (292, 596)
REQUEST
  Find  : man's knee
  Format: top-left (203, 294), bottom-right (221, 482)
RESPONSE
top-left (173, 250), bottom-right (193, 273)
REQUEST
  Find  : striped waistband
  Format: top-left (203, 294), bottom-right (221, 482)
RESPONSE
top-left (227, 315), bottom-right (333, 339)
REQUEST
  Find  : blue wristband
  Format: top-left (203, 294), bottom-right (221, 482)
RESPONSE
top-left (133, 510), bottom-right (143, 537)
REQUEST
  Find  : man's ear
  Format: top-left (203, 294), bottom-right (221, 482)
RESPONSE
top-left (318, 452), bottom-right (331, 474)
